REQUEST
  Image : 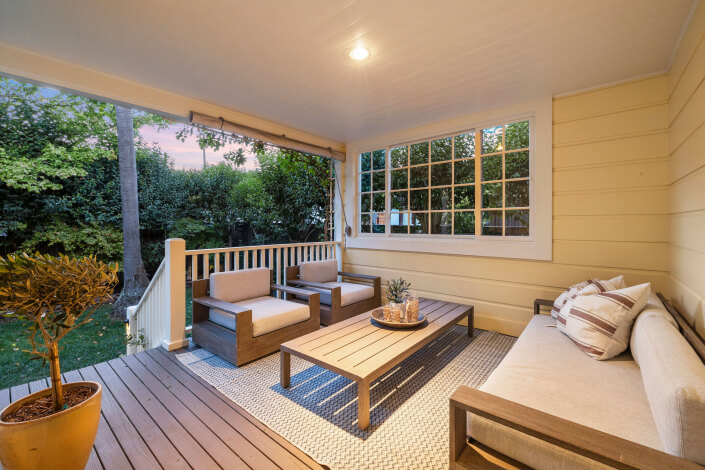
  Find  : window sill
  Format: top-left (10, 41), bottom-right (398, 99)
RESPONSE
top-left (346, 235), bottom-right (551, 260)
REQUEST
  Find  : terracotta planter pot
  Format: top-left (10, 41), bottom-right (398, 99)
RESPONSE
top-left (0, 381), bottom-right (102, 470)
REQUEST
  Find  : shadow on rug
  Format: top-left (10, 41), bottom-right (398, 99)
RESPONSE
top-left (178, 327), bottom-right (515, 470)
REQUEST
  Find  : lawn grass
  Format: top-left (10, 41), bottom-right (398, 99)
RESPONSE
top-left (0, 305), bottom-right (127, 390)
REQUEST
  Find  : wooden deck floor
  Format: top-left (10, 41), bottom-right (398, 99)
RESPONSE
top-left (0, 347), bottom-right (324, 470)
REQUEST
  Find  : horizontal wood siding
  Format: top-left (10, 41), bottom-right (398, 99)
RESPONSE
top-left (668, 1), bottom-right (705, 337)
top-left (345, 74), bottom-right (671, 336)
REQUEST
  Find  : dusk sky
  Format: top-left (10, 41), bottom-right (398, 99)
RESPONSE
top-left (139, 122), bottom-right (259, 171)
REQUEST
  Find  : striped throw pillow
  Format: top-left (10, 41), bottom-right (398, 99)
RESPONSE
top-left (563, 283), bottom-right (651, 360)
top-left (552, 275), bottom-right (626, 321)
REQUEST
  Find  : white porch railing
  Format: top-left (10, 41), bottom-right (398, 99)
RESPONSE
top-left (127, 239), bottom-right (340, 355)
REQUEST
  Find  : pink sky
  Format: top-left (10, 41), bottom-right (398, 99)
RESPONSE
top-left (139, 123), bottom-right (258, 171)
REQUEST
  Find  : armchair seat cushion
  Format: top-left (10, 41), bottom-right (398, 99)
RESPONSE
top-left (299, 281), bottom-right (375, 307)
top-left (209, 296), bottom-right (310, 337)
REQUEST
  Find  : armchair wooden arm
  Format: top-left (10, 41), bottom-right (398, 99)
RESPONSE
top-left (450, 386), bottom-right (702, 470)
top-left (534, 298), bottom-right (553, 315)
top-left (271, 283), bottom-right (320, 298)
top-left (339, 271), bottom-right (379, 281)
top-left (288, 279), bottom-right (337, 291)
top-left (192, 296), bottom-right (252, 315)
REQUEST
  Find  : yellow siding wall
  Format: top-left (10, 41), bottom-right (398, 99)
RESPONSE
top-left (668, 1), bottom-right (705, 336)
top-left (344, 75), bottom-right (671, 336)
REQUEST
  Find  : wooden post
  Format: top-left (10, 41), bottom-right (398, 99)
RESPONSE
top-left (161, 238), bottom-right (189, 351)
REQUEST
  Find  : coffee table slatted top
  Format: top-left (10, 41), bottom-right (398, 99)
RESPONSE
top-left (281, 298), bottom-right (474, 383)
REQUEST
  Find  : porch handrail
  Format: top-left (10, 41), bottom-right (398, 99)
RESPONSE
top-left (127, 239), bottom-right (341, 355)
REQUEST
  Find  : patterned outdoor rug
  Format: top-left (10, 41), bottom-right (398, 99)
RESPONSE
top-left (177, 327), bottom-right (515, 470)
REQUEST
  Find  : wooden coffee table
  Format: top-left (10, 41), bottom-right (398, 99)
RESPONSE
top-left (280, 298), bottom-right (474, 429)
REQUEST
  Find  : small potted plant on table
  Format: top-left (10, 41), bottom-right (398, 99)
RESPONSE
top-left (386, 277), bottom-right (411, 304)
top-left (0, 253), bottom-right (118, 470)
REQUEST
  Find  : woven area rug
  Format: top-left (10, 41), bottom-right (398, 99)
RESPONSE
top-left (177, 327), bottom-right (515, 470)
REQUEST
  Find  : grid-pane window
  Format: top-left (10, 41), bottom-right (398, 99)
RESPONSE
top-left (359, 149), bottom-right (386, 234)
top-left (357, 119), bottom-right (530, 238)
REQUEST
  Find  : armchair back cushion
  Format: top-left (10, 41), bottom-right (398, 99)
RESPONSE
top-left (210, 268), bottom-right (271, 304)
top-left (630, 296), bottom-right (705, 464)
top-left (299, 259), bottom-right (338, 283)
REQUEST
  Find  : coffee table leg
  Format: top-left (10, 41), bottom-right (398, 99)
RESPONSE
top-left (281, 351), bottom-right (290, 388)
top-left (467, 307), bottom-right (474, 337)
top-left (357, 379), bottom-right (370, 430)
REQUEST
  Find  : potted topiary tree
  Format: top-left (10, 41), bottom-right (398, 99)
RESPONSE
top-left (0, 253), bottom-right (118, 470)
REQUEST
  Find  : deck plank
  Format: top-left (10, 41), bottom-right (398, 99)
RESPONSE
top-left (153, 347), bottom-right (323, 470)
top-left (79, 365), bottom-right (157, 470)
top-left (0, 347), bottom-right (323, 470)
top-left (104, 358), bottom-right (216, 469)
top-left (129, 352), bottom-right (275, 469)
top-left (64, 369), bottom-right (131, 470)
top-left (119, 354), bottom-right (248, 469)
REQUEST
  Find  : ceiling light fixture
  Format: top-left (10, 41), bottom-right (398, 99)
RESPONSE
top-left (349, 46), bottom-right (370, 61)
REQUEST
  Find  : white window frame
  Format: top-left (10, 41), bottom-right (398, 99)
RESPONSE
top-left (344, 98), bottom-right (552, 261)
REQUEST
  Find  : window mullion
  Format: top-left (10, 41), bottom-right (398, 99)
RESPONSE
top-left (474, 129), bottom-right (482, 237)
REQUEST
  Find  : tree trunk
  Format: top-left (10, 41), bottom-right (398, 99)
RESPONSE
top-left (48, 342), bottom-right (64, 412)
top-left (112, 105), bottom-right (149, 320)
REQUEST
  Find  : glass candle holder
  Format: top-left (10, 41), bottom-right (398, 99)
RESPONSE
top-left (383, 304), bottom-right (392, 321)
top-left (390, 302), bottom-right (402, 322)
top-left (406, 293), bottom-right (419, 322)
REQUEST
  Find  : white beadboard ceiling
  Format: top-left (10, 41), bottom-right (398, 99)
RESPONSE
top-left (0, 0), bottom-right (695, 143)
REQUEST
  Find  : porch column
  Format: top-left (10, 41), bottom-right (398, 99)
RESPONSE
top-left (161, 238), bottom-right (189, 351)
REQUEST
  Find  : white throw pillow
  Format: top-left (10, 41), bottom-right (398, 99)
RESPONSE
top-left (562, 283), bottom-right (651, 360)
top-left (552, 275), bottom-right (626, 321)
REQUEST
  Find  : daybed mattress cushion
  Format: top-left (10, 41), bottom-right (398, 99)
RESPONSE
top-left (299, 259), bottom-right (338, 283)
top-left (209, 296), bottom-right (310, 337)
top-left (298, 281), bottom-right (374, 307)
top-left (630, 294), bottom-right (705, 464)
top-left (468, 314), bottom-right (662, 470)
top-left (210, 268), bottom-right (271, 304)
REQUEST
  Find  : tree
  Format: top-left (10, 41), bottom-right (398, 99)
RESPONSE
top-left (112, 106), bottom-right (150, 320)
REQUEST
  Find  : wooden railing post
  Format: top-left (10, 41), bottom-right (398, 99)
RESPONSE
top-left (161, 238), bottom-right (189, 351)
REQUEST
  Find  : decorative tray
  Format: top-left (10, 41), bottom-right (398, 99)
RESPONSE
top-left (370, 307), bottom-right (426, 329)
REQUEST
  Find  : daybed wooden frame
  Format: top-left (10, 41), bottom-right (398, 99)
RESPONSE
top-left (450, 293), bottom-right (705, 470)
top-left (191, 275), bottom-right (320, 367)
top-left (285, 265), bottom-right (381, 325)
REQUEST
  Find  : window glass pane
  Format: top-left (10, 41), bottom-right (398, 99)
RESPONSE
top-left (410, 212), bottom-right (428, 234)
top-left (360, 173), bottom-right (371, 192)
top-left (372, 213), bottom-right (385, 233)
top-left (431, 137), bottom-right (452, 162)
top-left (482, 155), bottom-right (502, 181)
top-left (410, 142), bottom-right (429, 165)
top-left (391, 191), bottom-right (408, 211)
top-left (506, 210), bottom-right (529, 236)
top-left (505, 180), bottom-right (529, 207)
top-left (482, 211), bottom-right (503, 236)
top-left (360, 213), bottom-right (371, 233)
top-left (454, 133), bottom-right (475, 159)
top-left (505, 120), bottom-right (529, 151)
top-left (373, 171), bottom-right (385, 191)
top-left (431, 162), bottom-right (451, 186)
top-left (391, 211), bottom-right (409, 234)
top-left (360, 152), bottom-right (371, 172)
top-left (454, 159), bottom-right (475, 184)
top-left (360, 193), bottom-right (371, 212)
top-left (505, 151), bottom-right (529, 179)
top-left (373, 149), bottom-right (386, 170)
top-left (410, 165), bottom-right (428, 188)
top-left (482, 182), bottom-right (503, 208)
top-left (481, 125), bottom-right (503, 154)
top-left (454, 185), bottom-right (475, 209)
top-left (431, 187), bottom-right (451, 210)
top-left (430, 212), bottom-right (452, 234)
top-left (373, 192), bottom-right (386, 212)
top-left (454, 212), bottom-right (475, 235)
top-left (391, 146), bottom-right (408, 168)
top-left (391, 168), bottom-right (408, 190)
top-left (410, 189), bottom-right (428, 211)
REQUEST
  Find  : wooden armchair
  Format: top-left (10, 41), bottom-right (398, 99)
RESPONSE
top-left (191, 267), bottom-right (320, 366)
top-left (285, 259), bottom-right (381, 325)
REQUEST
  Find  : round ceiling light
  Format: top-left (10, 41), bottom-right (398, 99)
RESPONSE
top-left (349, 47), bottom-right (370, 61)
